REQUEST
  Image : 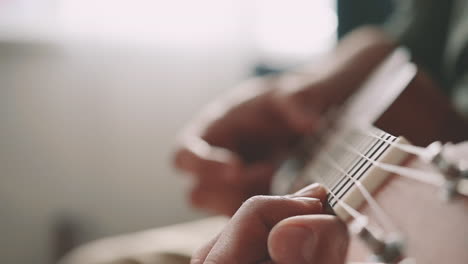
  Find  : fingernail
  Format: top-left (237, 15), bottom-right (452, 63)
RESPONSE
top-left (291, 197), bottom-right (322, 212)
top-left (278, 226), bottom-right (318, 263)
top-left (291, 197), bottom-right (320, 203)
top-left (293, 183), bottom-right (321, 196)
top-left (292, 183), bottom-right (328, 205)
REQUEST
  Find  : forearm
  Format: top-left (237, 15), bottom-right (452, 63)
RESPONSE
top-left (276, 27), bottom-right (398, 107)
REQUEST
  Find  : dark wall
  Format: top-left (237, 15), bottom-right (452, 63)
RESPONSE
top-left (337, 0), bottom-right (394, 38)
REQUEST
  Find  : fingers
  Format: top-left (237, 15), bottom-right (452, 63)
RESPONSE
top-left (272, 74), bottom-right (325, 134)
top-left (174, 139), bottom-right (242, 215)
top-left (190, 184), bottom-right (347, 264)
top-left (202, 194), bottom-right (323, 263)
top-left (293, 183), bottom-right (329, 205)
top-left (189, 162), bottom-right (276, 215)
top-left (191, 234), bottom-right (221, 264)
top-left (189, 184), bottom-right (247, 216)
top-left (268, 215), bottom-right (349, 264)
top-left (273, 90), bottom-right (321, 134)
top-left (265, 184), bottom-right (348, 264)
top-left (175, 135), bottom-right (278, 215)
top-left (174, 136), bottom-right (241, 180)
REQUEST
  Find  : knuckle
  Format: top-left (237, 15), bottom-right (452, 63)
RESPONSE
top-left (243, 195), bottom-right (271, 209)
top-left (243, 195), bottom-right (289, 212)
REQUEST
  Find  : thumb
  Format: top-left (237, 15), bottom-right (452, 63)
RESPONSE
top-left (268, 215), bottom-right (349, 264)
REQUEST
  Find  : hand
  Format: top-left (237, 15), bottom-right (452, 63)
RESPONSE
top-left (173, 28), bottom-right (395, 215)
top-left (173, 75), bottom-right (329, 215)
top-left (190, 184), bottom-right (349, 264)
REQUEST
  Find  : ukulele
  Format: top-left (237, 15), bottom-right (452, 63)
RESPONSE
top-left (59, 48), bottom-right (468, 264)
top-left (272, 48), bottom-right (468, 264)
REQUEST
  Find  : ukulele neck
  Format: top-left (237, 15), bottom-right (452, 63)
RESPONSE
top-left (301, 127), bottom-right (410, 220)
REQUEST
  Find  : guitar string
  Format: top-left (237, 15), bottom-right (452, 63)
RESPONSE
top-left (327, 133), bottom-right (392, 206)
top-left (302, 127), bottom-right (393, 232)
top-left (298, 128), bottom-right (392, 212)
top-left (312, 167), bottom-right (393, 258)
top-left (337, 139), bottom-right (445, 186)
top-left (316, 131), bottom-right (426, 263)
top-left (311, 94), bottom-right (441, 166)
top-left (313, 129), bottom-right (399, 231)
top-left (355, 126), bottom-right (434, 159)
top-left (322, 132), bottom-right (383, 196)
top-left (299, 123), bottom-right (389, 194)
top-left (313, 171), bottom-right (368, 221)
top-left (319, 151), bottom-right (397, 232)
top-left (305, 125), bottom-right (443, 232)
top-left (301, 126), bottom-right (416, 260)
top-left (293, 119), bottom-right (443, 233)
top-left (310, 124), bottom-right (446, 187)
top-left (298, 130), bottom-right (444, 229)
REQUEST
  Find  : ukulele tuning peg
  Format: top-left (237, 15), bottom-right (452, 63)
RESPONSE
top-left (350, 217), bottom-right (405, 264)
top-left (367, 234), bottom-right (405, 264)
top-left (424, 141), bottom-right (468, 199)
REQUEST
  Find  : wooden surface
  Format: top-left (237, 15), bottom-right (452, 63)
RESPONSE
top-left (375, 69), bottom-right (468, 146)
top-left (347, 157), bottom-right (468, 263)
top-left (328, 66), bottom-right (468, 262)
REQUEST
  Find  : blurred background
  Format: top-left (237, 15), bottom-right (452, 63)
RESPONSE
top-left (0, 0), bottom-right (392, 263)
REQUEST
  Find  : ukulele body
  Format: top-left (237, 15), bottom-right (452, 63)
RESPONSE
top-left (347, 157), bottom-right (468, 263)
top-left (295, 49), bottom-right (468, 262)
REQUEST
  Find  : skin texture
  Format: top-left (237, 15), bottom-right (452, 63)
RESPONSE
top-left (190, 184), bottom-right (349, 264)
top-left (173, 28), bottom-right (396, 216)
top-left (173, 27), bottom-right (396, 263)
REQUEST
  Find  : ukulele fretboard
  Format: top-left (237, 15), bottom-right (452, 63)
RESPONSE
top-left (300, 127), bottom-right (408, 219)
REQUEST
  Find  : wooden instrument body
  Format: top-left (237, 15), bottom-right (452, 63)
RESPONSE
top-left (352, 64), bottom-right (468, 262)
top-left (375, 67), bottom-right (468, 147)
top-left (352, 65), bottom-right (468, 262)
top-left (295, 50), bottom-right (468, 262)
top-left (347, 157), bottom-right (468, 263)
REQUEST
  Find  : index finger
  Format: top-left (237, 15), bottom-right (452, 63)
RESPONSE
top-left (203, 194), bottom-right (324, 263)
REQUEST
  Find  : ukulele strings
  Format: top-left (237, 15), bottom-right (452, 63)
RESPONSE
top-left (308, 122), bottom-right (446, 187)
top-left (293, 114), bottom-right (444, 231)
top-left (319, 151), bottom-right (397, 232)
top-left (306, 123), bottom-right (445, 232)
top-left (356, 127), bottom-right (434, 159)
top-left (310, 135), bottom-right (417, 264)
top-left (316, 111), bottom-right (445, 183)
top-left (312, 168), bottom-right (393, 255)
top-left (337, 137), bottom-right (445, 187)
top-left (308, 128), bottom-right (398, 231)
top-left (313, 171), bottom-right (368, 221)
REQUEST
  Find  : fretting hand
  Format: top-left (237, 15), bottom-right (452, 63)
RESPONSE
top-left (190, 184), bottom-right (349, 264)
top-left (173, 28), bottom-right (395, 215)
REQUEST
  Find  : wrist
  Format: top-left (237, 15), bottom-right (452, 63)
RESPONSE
top-left (276, 28), bottom-right (397, 104)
